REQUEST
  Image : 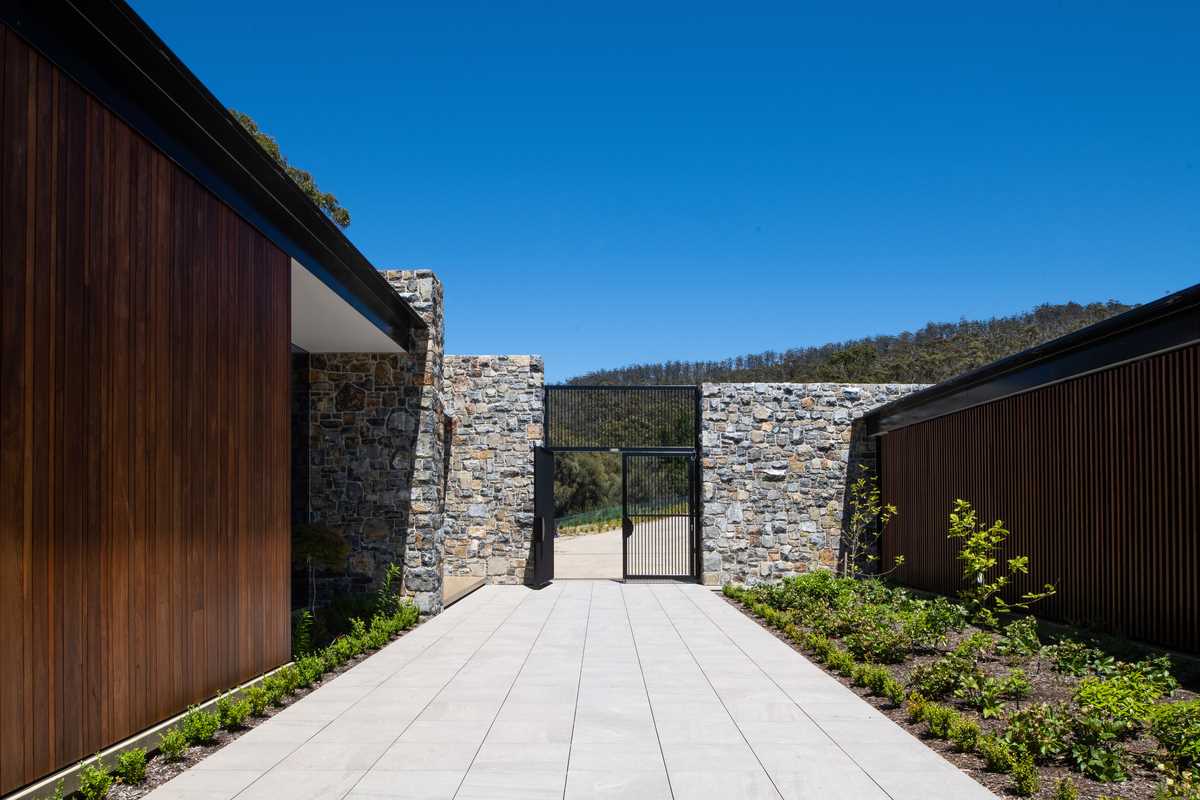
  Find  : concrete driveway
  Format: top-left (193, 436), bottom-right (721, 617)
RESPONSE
top-left (145, 582), bottom-right (995, 800)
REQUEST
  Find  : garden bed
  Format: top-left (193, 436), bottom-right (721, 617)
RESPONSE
top-left (724, 575), bottom-right (1198, 800)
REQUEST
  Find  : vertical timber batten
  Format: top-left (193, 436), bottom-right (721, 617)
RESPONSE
top-left (0, 25), bottom-right (292, 794)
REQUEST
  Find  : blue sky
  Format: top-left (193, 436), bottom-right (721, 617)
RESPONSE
top-left (133, 1), bottom-right (1198, 381)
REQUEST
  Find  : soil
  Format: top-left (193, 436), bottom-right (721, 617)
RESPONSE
top-left (724, 595), bottom-right (1197, 800)
top-left (107, 625), bottom-right (415, 800)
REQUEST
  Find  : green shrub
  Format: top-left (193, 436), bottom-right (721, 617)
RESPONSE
top-left (1070, 736), bottom-right (1127, 783)
top-left (180, 705), bottom-right (220, 745)
top-left (1004, 703), bottom-right (1071, 762)
top-left (826, 646), bottom-right (856, 676)
top-left (1155, 766), bottom-right (1200, 800)
top-left (996, 616), bottom-right (1040, 658)
top-left (858, 664), bottom-right (893, 695)
top-left (216, 694), bottom-right (251, 730)
top-left (1052, 777), bottom-right (1079, 800)
top-left (296, 655), bottom-right (325, 689)
top-left (976, 733), bottom-right (1016, 773)
top-left (881, 677), bottom-right (907, 706)
top-left (803, 631), bottom-right (833, 663)
top-left (292, 609), bottom-right (314, 657)
top-left (1120, 655), bottom-right (1179, 696)
top-left (245, 684), bottom-right (271, 717)
top-left (923, 703), bottom-right (958, 739)
top-left (262, 673), bottom-right (288, 707)
top-left (1046, 639), bottom-right (1117, 677)
top-left (905, 693), bottom-right (929, 723)
top-left (1151, 701), bottom-right (1200, 767)
top-left (1074, 671), bottom-right (1164, 735)
top-left (115, 747), bottom-right (147, 784)
top-left (78, 756), bottom-right (114, 800)
top-left (845, 610), bottom-right (912, 663)
top-left (949, 716), bottom-right (981, 752)
top-left (1011, 752), bottom-right (1040, 797)
top-left (158, 726), bottom-right (187, 761)
top-left (901, 597), bottom-right (967, 650)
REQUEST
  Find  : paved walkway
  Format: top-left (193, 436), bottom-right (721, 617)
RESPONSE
top-left (554, 530), bottom-right (621, 579)
top-left (146, 582), bottom-right (995, 800)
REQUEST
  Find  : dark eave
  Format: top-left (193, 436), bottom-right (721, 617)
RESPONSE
top-left (2, 0), bottom-right (423, 351)
top-left (865, 281), bottom-right (1200, 436)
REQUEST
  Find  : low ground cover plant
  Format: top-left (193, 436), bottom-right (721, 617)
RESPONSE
top-left (723, 497), bottom-right (1196, 800)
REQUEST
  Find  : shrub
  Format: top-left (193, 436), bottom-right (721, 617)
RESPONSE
top-left (858, 664), bottom-right (893, 696)
top-left (826, 646), bottom-right (856, 676)
top-left (803, 631), bottom-right (833, 663)
top-left (296, 655), bottom-right (325, 689)
top-left (1046, 639), bottom-right (1116, 677)
top-left (78, 756), bottom-right (114, 800)
top-left (115, 747), bottom-right (147, 784)
top-left (976, 733), bottom-right (1016, 773)
top-left (1004, 703), bottom-right (1071, 762)
top-left (158, 726), bottom-right (187, 761)
top-left (908, 638), bottom-right (988, 700)
top-left (292, 609), bottom-right (314, 657)
top-left (996, 616), bottom-right (1040, 658)
top-left (924, 703), bottom-right (958, 739)
top-left (839, 465), bottom-right (898, 578)
top-left (1074, 671), bottom-right (1164, 735)
top-left (846, 615), bottom-right (912, 664)
top-left (1151, 701), bottom-right (1200, 767)
top-left (1121, 655), bottom-right (1180, 696)
top-left (881, 677), bottom-right (907, 706)
top-left (180, 705), bottom-right (220, 745)
top-left (1052, 777), bottom-right (1080, 800)
top-left (262, 673), bottom-right (288, 707)
top-left (245, 684), bottom-right (271, 717)
top-left (216, 694), bottom-right (251, 730)
top-left (947, 499), bottom-right (1055, 627)
top-left (1070, 736), bottom-right (1127, 783)
top-left (1011, 752), bottom-right (1041, 797)
top-left (901, 597), bottom-right (967, 650)
top-left (1155, 766), bottom-right (1200, 800)
top-left (955, 669), bottom-right (1028, 719)
top-left (905, 694), bottom-right (929, 723)
top-left (949, 716), bottom-right (981, 752)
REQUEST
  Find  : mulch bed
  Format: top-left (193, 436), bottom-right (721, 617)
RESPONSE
top-left (107, 626), bottom-right (414, 800)
top-left (724, 594), bottom-right (1196, 800)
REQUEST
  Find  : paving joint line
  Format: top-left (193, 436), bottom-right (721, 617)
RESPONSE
top-left (676, 584), bottom-right (898, 800)
top-left (645, 584), bottom-right (785, 800)
top-left (560, 581), bottom-right (596, 799)
top-left (227, 586), bottom-right (515, 799)
top-left (326, 587), bottom-right (544, 800)
top-left (618, 583), bottom-right (677, 800)
top-left (449, 583), bottom-right (570, 799)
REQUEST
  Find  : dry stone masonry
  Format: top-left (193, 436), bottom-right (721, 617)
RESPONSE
top-left (699, 382), bottom-right (926, 586)
top-left (443, 355), bottom-right (545, 584)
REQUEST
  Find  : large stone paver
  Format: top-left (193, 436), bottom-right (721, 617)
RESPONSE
top-left (145, 583), bottom-right (995, 800)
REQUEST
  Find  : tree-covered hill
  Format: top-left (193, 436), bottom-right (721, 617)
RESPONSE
top-left (567, 300), bottom-right (1133, 386)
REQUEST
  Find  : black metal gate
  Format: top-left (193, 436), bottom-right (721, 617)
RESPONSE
top-left (535, 385), bottom-right (702, 583)
top-left (622, 452), bottom-right (696, 579)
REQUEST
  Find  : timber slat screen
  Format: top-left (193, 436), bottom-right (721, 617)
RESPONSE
top-left (881, 343), bottom-right (1200, 653)
top-left (0, 26), bottom-right (291, 794)
top-left (545, 386), bottom-right (697, 450)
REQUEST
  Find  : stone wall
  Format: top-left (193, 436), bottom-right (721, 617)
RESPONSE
top-left (699, 382), bottom-right (926, 586)
top-left (443, 355), bottom-right (544, 584)
top-left (303, 270), bottom-right (448, 614)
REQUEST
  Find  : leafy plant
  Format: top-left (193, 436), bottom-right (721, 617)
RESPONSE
top-left (78, 756), bottom-right (114, 800)
top-left (977, 733), bottom-right (1016, 773)
top-left (1011, 752), bottom-right (1041, 797)
top-left (923, 703), bottom-right (959, 739)
top-left (375, 562), bottom-right (405, 618)
top-left (49, 780), bottom-right (65, 800)
top-left (1121, 655), bottom-right (1180, 696)
top-left (292, 609), bottom-right (314, 658)
top-left (947, 499), bottom-right (1055, 627)
top-left (1053, 777), bottom-right (1080, 800)
top-left (1074, 671), bottom-right (1164, 736)
top-left (216, 693), bottom-right (251, 730)
top-left (955, 669), bottom-right (1030, 719)
top-left (1155, 765), bottom-right (1200, 800)
top-left (950, 716), bottom-right (982, 752)
top-left (901, 597), bottom-right (967, 650)
top-left (1070, 736), bottom-right (1128, 782)
top-left (825, 646), bottom-right (856, 676)
top-left (1151, 701), bottom-right (1200, 767)
top-left (180, 705), bottom-right (220, 745)
top-left (245, 684), bottom-right (271, 717)
top-left (115, 747), bottom-right (147, 784)
top-left (1046, 639), bottom-right (1117, 677)
top-left (839, 465), bottom-right (901, 578)
top-left (996, 616), bottom-right (1041, 659)
top-left (158, 726), bottom-right (187, 761)
top-left (1004, 703), bottom-right (1072, 762)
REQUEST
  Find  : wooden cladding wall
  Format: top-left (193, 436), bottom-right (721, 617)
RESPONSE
top-left (881, 343), bottom-right (1200, 653)
top-left (0, 27), bottom-right (291, 794)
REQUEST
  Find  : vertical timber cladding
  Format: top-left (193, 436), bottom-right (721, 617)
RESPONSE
top-left (880, 343), bottom-right (1200, 653)
top-left (0, 27), bottom-right (292, 794)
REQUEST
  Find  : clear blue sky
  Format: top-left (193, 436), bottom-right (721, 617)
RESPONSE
top-left (133, 1), bottom-right (1198, 381)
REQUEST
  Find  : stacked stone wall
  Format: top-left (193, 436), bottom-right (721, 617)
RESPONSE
top-left (699, 382), bottom-right (927, 586)
top-left (443, 355), bottom-right (544, 584)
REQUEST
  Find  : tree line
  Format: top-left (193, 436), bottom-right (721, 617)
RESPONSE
top-left (567, 301), bottom-right (1134, 386)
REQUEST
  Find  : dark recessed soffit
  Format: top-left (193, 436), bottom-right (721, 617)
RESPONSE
top-left (866, 282), bottom-right (1200, 435)
top-left (1, 0), bottom-right (423, 352)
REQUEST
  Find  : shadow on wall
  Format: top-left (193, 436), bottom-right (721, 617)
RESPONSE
top-left (839, 417), bottom-right (880, 576)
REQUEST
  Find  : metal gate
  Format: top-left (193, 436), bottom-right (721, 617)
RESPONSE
top-left (533, 385), bottom-right (702, 584)
top-left (622, 452), bottom-right (696, 580)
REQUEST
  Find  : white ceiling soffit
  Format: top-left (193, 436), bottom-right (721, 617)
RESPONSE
top-left (290, 259), bottom-right (405, 353)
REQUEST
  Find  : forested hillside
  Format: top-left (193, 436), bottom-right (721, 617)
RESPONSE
top-left (567, 301), bottom-right (1133, 386)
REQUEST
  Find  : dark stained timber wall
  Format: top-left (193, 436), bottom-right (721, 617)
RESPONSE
top-left (881, 343), bottom-right (1200, 653)
top-left (0, 27), bottom-right (291, 794)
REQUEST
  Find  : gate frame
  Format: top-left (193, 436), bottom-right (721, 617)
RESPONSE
top-left (538, 385), bottom-right (704, 583)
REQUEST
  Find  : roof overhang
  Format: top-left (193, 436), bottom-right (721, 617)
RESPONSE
top-left (2, 0), bottom-right (422, 353)
top-left (291, 260), bottom-right (403, 353)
